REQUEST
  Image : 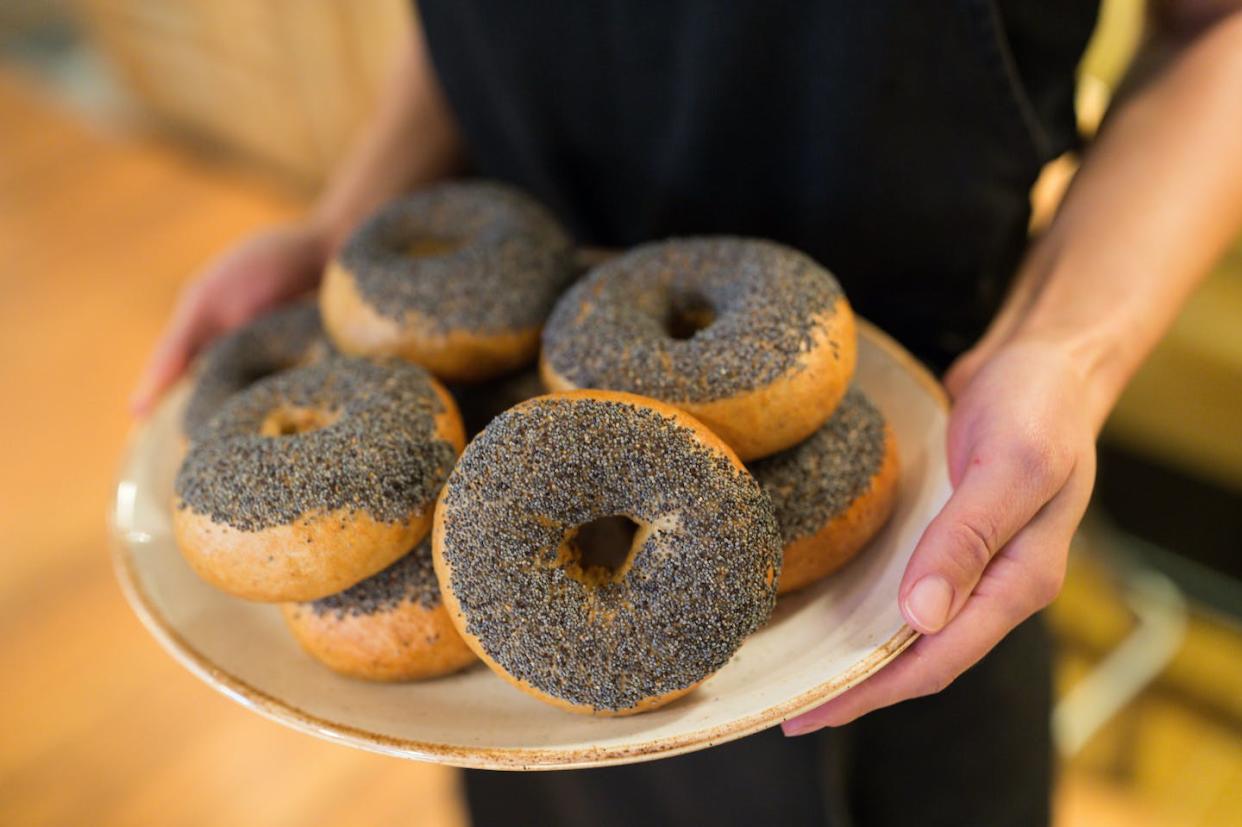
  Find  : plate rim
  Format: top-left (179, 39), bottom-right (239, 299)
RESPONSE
top-left (110, 317), bottom-right (947, 770)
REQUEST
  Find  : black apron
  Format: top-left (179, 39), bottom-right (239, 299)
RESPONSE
top-left (416, 1), bottom-right (1096, 823)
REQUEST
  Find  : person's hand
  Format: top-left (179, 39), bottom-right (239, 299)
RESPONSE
top-left (782, 334), bottom-right (1098, 734)
top-left (130, 222), bottom-right (329, 416)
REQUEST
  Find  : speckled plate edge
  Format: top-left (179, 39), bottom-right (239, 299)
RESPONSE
top-left (109, 318), bottom-right (945, 770)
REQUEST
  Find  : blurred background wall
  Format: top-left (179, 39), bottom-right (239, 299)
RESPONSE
top-left (0, 1), bottom-right (1239, 825)
top-left (77, 0), bottom-right (408, 185)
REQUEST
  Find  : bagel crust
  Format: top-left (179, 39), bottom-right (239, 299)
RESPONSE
top-left (322, 262), bottom-right (541, 381)
top-left (434, 390), bottom-right (781, 715)
top-left (173, 356), bottom-right (464, 602)
top-left (322, 181), bottom-right (574, 382)
top-left (282, 537), bottom-right (476, 680)
top-left (749, 389), bottom-right (900, 594)
top-left (540, 237), bottom-right (856, 460)
top-left (174, 503), bottom-right (432, 603)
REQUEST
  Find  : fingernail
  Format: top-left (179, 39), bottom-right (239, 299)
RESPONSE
top-left (781, 718), bottom-right (815, 737)
top-left (903, 575), bottom-right (954, 633)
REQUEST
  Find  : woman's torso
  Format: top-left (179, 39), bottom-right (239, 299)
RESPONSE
top-left (417, 0), bottom-right (1097, 368)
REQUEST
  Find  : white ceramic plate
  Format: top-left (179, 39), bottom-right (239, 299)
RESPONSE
top-left (111, 320), bottom-right (950, 770)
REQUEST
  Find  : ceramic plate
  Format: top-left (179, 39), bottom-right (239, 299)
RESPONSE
top-left (111, 319), bottom-right (950, 770)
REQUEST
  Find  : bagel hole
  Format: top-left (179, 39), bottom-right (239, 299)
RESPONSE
top-left (664, 293), bottom-right (716, 340)
top-left (259, 406), bottom-right (339, 437)
top-left (563, 515), bottom-right (641, 586)
top-left (404, 235), bottom-right (463, 258)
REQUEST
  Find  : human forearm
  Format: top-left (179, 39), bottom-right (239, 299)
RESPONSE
top-left (957, 11), bottom-right (1242, 429)
top-left (790, 10), bottom-right (1242, 732)
top-left (308, 14), bottom-right (463, 254)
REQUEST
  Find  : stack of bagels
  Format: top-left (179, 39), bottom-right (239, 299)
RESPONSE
top-left (171, 180), bottom-right (898, 715)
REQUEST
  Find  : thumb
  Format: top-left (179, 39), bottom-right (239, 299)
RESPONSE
top-left (898, 434), bottom-right (1064, 633)
top-left (943, 347), bottom-right (986, 400)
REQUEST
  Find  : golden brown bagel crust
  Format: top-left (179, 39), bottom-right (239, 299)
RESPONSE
top-left (541, 296), bottom-right (855, 461)
top-left (174, 504), bottom-right (432, 603)
top-left (777, 423), bottom-right (899, 594)
top-left (429, 379), bottom-right (468, 454)
top-left (174, 377), bottom-right (465, 603)
top-left (433, 389), bottom-right (762, 716)
top-left (282, 598), bottom-right (476, 681)
top-left (322, 261), bottom-right (540, 382)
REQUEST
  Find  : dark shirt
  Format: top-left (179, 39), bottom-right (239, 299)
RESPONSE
top-left (417, 0), bottom-right (1097, 370)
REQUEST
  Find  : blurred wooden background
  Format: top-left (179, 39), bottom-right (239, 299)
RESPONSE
top-left (0, 69), bottom-right (466, 827)
top-left (77, 0), bottom-right (409, 184)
